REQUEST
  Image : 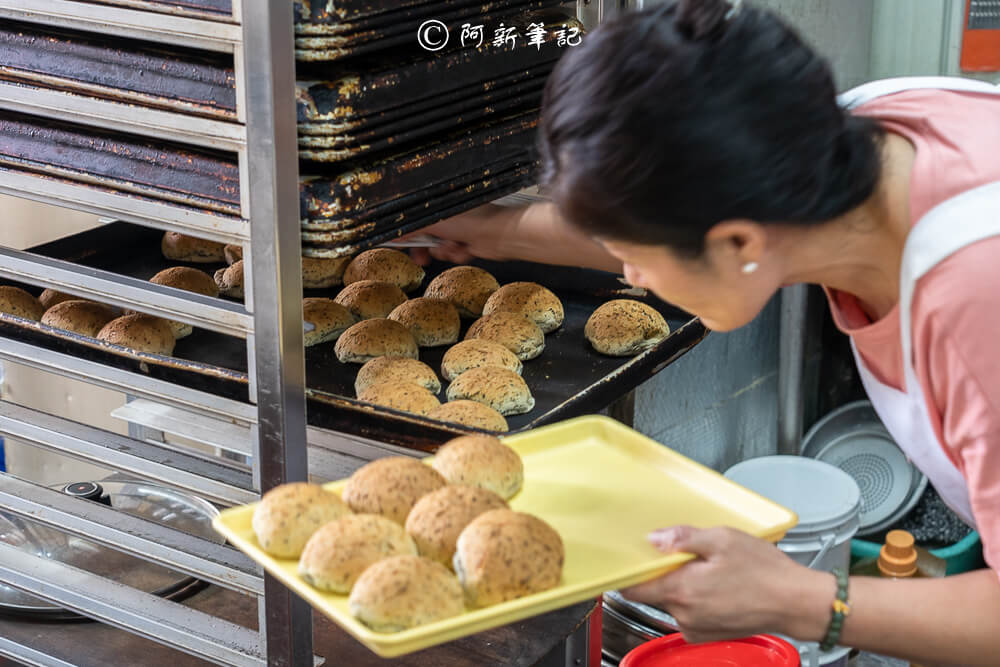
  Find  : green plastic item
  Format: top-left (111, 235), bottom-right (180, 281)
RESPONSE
top-left (850, 531), bottom-right (984, 576)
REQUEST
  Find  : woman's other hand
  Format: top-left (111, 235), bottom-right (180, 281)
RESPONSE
top-left (406, 204), bottom-right (520, 266)
top-left (621, 525), bottom-right (832, 644)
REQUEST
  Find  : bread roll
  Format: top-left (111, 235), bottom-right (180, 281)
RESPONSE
top-left (302, 298), bottom-right (356, 347)
top-left (445, 367), bottom-right (535, 417)
top-left (431, 435), bottom-right (523, 499)
top-left (41, 300), bottom-right (116, 337)
top-left (349, 555), bottom-right (464, 632)
top-left (298, 514), bottom-right (416, 593)
top-left (224, 244), bottom-right (243, 265)
top-left (343, 248), bottom-right (425, 293)
top-left (302, 256), bottom-right (350, 289)
top-left (453, 509), bottom-right (563, 607)
top-left (424, 266), bottom-right (499, 318)
top-left (405, 485), bottom-right (508, 568)
top-left (38, 289), bottom-right (80, 310)
top-left (342, 457), bottom-right (446, 525)
top-left (97, 314), bottom-right (175, 356)
top-left (465, 312), bottom-right (545, 361)
top-left (161, 231), bottom-right (226, 263)
top-left (388, 297), bottom-right (460, 348)
top-left (251, 482), bottom-right (351, 559)
top-left (585, 300), bottom-right (670, 356)
top-left (335, 280), bottom-right (407, 321)
top-left (482, 282), bottom-right (564, 333)
top-left (214, 260), bottom-right (244, 299)
top-left (440, 339), bottom-right (522, 382)
top-left (150, 267), bottom-right (220, 338)
top-left (355, 357), bottom-right (441, 396)
top-left (0, 286), bottom-right (45, 321)
top-left (428, 401), bottom-right (509, 433)
top-left (357, 382), bottom-right (441, 416)
top-left (335, 319), bottom-right (418, 363)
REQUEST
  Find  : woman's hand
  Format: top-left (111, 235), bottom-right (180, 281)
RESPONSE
top-left (621, 525), bottom-right (832, 644)
top-left (407, 204), bottom-right (522, 266)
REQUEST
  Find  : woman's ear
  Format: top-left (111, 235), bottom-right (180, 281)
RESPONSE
top-left (703, 220), bottom-right (768, 272)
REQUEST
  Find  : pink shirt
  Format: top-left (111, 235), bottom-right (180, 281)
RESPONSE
top-left (824, 89), bottom-right (1000, 571)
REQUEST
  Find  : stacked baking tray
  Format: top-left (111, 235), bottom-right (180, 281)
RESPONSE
top-left (0, 11), bottom-right (579, 255)
top-left (0, 222), bottom-right (707, 450)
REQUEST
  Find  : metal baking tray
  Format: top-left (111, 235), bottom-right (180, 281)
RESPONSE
top-left (0, 112), bottom-right (241, 215)
top-left (0, 21), bottom-right (237, 119)
top-left (3, 222), bottom-right (707, 449)
top-left (76, 0), bottom-right (234, 20)
top-left (301, 164), bottom-right (537, 257)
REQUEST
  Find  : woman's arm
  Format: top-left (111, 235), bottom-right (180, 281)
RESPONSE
top-left (622, 526), bottom-right (1000, 666)
top-left (411, 202), bottom-right (624, 273)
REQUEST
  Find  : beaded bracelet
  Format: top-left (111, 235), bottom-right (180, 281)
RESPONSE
top-left (819, 567), bottom-right (850, 652)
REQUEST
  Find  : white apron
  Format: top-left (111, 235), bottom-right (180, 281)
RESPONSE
top-left (838, 77), bottom-right (1000, 528)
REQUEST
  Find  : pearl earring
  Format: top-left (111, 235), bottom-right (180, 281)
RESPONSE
top-left (741, 261), bottom-right (759, 275)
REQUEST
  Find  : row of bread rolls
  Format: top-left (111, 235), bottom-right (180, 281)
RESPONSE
top-left (251, 435), bottom-right (563, 632)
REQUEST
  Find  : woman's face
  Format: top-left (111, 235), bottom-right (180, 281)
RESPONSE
top-left (599, 231), bottom-right (781, 331)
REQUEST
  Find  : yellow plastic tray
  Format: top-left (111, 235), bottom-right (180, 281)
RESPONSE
top-left (213, 415), bottom-right (797, 657)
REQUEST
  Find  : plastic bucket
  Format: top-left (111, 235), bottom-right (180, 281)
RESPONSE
top-left (620, 633), bottom-right (800, 666)
top-left (724, 456), bottom-right (861, 573)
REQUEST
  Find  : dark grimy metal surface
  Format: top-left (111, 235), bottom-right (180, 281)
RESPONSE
top-left (0, 22), bottom-right (236, 118)
top-left (0, 112), bottom-right (240, 214)
top-left (7, 222), bottom-right (706, 449)
top-left (294, 2), bottom-right (566, 61)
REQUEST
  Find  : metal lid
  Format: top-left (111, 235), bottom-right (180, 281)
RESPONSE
top-left (725, 456), bottom-right (861, 535)
top-left (0, 479), bottom-right (221, 617)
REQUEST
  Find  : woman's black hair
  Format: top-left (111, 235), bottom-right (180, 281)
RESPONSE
top-left (539, 0), bottom-right (885, 256)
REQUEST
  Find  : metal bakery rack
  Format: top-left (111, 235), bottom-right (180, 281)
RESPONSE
top-left (0, 1), bottom-right (699, 665)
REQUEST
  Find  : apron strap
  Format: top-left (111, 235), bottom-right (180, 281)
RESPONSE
top-left (838, 76), bottom-right (1000, 110)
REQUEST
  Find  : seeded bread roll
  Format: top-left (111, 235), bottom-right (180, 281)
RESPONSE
top-left (428, 401), bottom-right (509, 433)
top-left (161, 231), bottom-right (226, 263)
top-left (440, 340), bottom-right (523, 382)
top-left (224, 244), bottom-right (243, 265)
top-left (445, 367), bottom-right (534, 417)
top-left (465, 312), bottom-right (545, 361)
top-left (357, 382), bottom-right (441, 416)
top-left (0, 286), bottom-right (45, 321)
top-left (334, 319), bottom-right (418, 364)
top-left (342, 457), bottom-right (447, 525)
top-left (482, 282), bottom-right (564, 334)
top-left (388, 297), bottom-right (460, 348)
top-left (335, 280), bottom-right (407, 321)
top-left (349, 555), bottom-right (464, 632)
top-left (405, 485), bottom-right (508, 568)
top-left (343, 248), bottom-right (425, 293)
top-left (585, 300), bottom-right (670, 356)
top-left (214, 260), bottom-right (244, 299)
top-left (38, 289), bottom-right (80, 310)
top-left (302, 298), bottom-right (356, 347)
top-left (97, 314), bottom-right (175, 356)
top-left (453, 509), bottom-right (564, 607)
top-left (431, 435), bottom-right (523, 499)
top-left (299, 514), bottom-right (416, 593)
top-left (150, 267), bottom-right (220, 339)
top-left (424, 266), bottom-right (499, 318)
top-left (251, 482), bottom-right (351, 559)
top-left (302, 256), bottom-right (350, 289)
top-left (41, 300), bottom-right (117, 338)
top-left (355, 357), bottom-right (441, 396)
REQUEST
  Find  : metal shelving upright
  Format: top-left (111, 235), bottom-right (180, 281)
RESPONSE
top-left (0, 0), bottom-right (316, 664)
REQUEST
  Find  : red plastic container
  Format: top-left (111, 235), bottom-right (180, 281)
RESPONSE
top-left (620, 633), bottom-right (800, 667)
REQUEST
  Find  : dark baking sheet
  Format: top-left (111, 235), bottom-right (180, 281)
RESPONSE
top-left (4, 222), bottom-right (706, 449)
top-left (0, 22), bottom-right (236, 119)
top-left (0, 112), bottom-right (240, 215)
top-left (78, 0), bottom-right (233, 19)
